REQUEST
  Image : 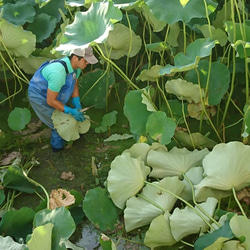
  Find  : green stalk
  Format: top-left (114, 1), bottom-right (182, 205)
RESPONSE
top-left (137, 193), bottom-right (165, 212)
top-left (183, 174), bottom-right (221, 228)
top-left (22, 171), bottom-right (50, 209)
top-left (232, 187), bottom-right (247, 220)
top-left (144, 181), bottom-right (214, 230)
top-left (125, 11), bottom-right (133, 77)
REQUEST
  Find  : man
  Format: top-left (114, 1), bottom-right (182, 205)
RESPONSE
top-left (28, 47), bottom-right (98, 152)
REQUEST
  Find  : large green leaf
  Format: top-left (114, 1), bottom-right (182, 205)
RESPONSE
top-left (0, 18), bottom-right (36, 58)
top-left (160, 38), bottom-right (216, 75)
top-left (34, 207), bottom-right (76, 250)
top-left (146, 111), bottom-right (176, 145)
top-left (27, 223), bottom-right (54, 250)
top-left (123, 89), bottom-right (152, 136)
top-left (82, 187), bottom-right (119, 231)
top-left (194, 215), bottom-right (234, 250)
top-left (26, 13), bottom-right (57, 43)
top-left (145, 0), bottom-right (217, 24)
top-left (3, 165), bottom-right (37, 194)
top-left (7, 107), bottom-right (31, 131)
top-left (1, 1), bottom-right (36, 26)
top-left (0, 207), bottom-right (35, 240)
top-left (56, 1), bottom-right (122, 53)
top-left (78, 69), bottom-right (114, 109)
top-left (185, 60), bottom-right (230, 105)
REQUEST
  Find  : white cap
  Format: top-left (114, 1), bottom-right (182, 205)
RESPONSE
top-left (71, 47), bottom-right (98, 64)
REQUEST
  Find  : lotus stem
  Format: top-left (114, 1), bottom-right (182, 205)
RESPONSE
top-left (232, 187), bottom-right (247, 220)
top-left (183, 174), bottom-right (221, 228)
top-left (180, 240), bottom-right (194, 248)
top-left (144, 181), bottom-right (214, 230)
top-left (22, 171), bottom-right (50, 209)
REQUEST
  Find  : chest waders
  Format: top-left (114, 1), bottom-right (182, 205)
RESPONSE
top-left (28, 60), bottom-right (77, 150)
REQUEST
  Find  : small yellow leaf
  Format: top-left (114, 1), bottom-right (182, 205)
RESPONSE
top-left (49, 189), bottom-right (75, 209)
top-left (180, 0), bottom-right (189, 7)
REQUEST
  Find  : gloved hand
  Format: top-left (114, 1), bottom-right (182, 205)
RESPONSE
top-left (71, 96), bottom-right (82, 110)
top-left (64, 106), bottom-right (85, 122)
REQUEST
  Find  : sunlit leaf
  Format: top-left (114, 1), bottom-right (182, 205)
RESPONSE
top-left (52, 110), bottom-right (90, 141)
top-left (170, 197), bottom-right (218, 241)
top-left (144, 212), bottom-right (177, 248)
top-left (56, 1), bottom-right (122, 53)
top-left (230, 214), bottom-right (250, 249)
top-left (98, 23), bottom-right (141, 59)
top-left (195, 142), bottom-right (250, 198)
top-left (124, 177), bottom-right (185, 232)
top-left (141, 88), bottom-right (156, 111)
top-left (165, 78), bottom-right (203, 104)
top-left (82, 187), bottom-right (119, 231)
top-left (148, 146), bottom-right (209, 178)
top-left (0, 18), bottom-right (36, 58)
top-left (34, 207), bottom-right (76, 250)
top-left (107, 152), bottom-right (150, 209)
top-left (137, 65), bottom-right (164, 82)
top-left (160, 38), bottom-right (216, 75)
top-left (27, 223), bottom-right (54, 250)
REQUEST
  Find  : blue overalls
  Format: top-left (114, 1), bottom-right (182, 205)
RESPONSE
top-left (28, 59), bottom-right (77, 150)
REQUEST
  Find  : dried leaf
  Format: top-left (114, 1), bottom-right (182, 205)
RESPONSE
top-left (49, 188), bottom-right (75, 209)
top-left (60, 171), bottom-right (75, 181)
top-left (0, 151), bottom-right (21, 165)
top-left (237, 188), bottom-right (250, 205)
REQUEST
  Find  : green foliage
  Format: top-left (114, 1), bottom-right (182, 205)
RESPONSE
top-left (95, 110), bottom-right (118, 133)
top-left (7, 108), bottom-right (31, 131)
top-left (82, 187), bottom-right (119, 231)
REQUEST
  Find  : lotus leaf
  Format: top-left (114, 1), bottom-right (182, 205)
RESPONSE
top-left (56, 1), bottom-right (122, 53)
top-left (146, 111), bottom-right (176, 145)
top-left (230, 214), bottom-right (250, 249)
top-left (107, 152), bottom-right (150, 209)
top-left (137, 65), bottom-right (164, 82)
top-left (123, 142), bottom-right (151, 164)
top-left (174, 131), bottom-right (217, 149)
top-left (195, 142), bottom-right (250, 198)
top-left (98, 23), bottom-right (142, 60)
top-left (181, 166), bottom-right (204, 201)
top-left (148, 146), bottom-right (209, 178)
top-left (222, 240), bottom-right (245, 250)
top-left (1, 1), bottom-right (35, 26)
top-left (170, 197), bottom-right (218, 241)
top-left (0, 235), bottom-right (28, 250)
top-left (34, 207), bottom-right (75, 250)
top-left (0, 18), bottom-right (36, 58)
top-left (145, 0), bottom-right (217, 24)
top-left (187, 102), bottom-right (216, 120)
top-left (144, 212), bottom-right (177, 248)
top-left (165, 78), bottom-right (203, 104)
top-left (160, 38), bottom-right (216, 75)
top-left (124, 177), bottom-right (185, 232)
top-left (52, 110), bottom-right (90, 141)
top-left (27, 223), bottom-right (54, 250)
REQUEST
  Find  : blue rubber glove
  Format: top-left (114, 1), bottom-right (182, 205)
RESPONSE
top-left (71, 96), bottom-right (82, 110)
top-left (64, 106), bottom-right (85, 122)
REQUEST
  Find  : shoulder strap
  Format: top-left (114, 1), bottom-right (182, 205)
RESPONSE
top-left (51, 59), bottom-right (69, 74)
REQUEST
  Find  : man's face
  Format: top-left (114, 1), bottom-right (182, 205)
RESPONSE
top-left (77, 57), bottom-right (89, 69)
